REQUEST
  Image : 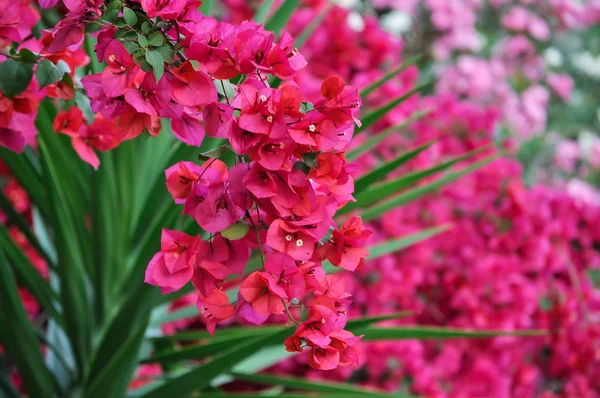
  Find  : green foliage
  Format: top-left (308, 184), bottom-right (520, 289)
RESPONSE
top-left (145, 50), bottom-right (164, 82)
top-left (0, 58), bottom-right (33, 97)
top-left (36, 60), bottom-right (70, 89)
top-left (264, 0), bottom-right (301, 36)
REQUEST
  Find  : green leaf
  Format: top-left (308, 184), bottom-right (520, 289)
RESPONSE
top-left (353, 140), bottom-right (435, 194)
top-left (157, 393), bottom-right (385, 398)
top-left (142, 335), bottom-right (249, 364)
top-left (198, 0), bottom-right (214, 15)
top-left (229, 373), bottom-right (391, 397)
top-left (37, 102), bottom-right (93, 371)
top-left (145, 50), bottom-right (164, 83)
top-left (357, 326), bottom-right (546, 341)
top-left (19, 48), bottom-right (37, 63)
top-left (360, 55), bottom-right (423, 98)
top-left (221, 222), bottom-right (250, 240)
top-left (0, 225), bottom-right (62, 322)
top-left (360, 152), bottom-right (501, 222)
top-left (36, 59), bottom-right (71, 88)
top-left (198, 143), bottom-right (231, 160)
top-left (347, 109), bottom-right (432, 161)
top-left (155, 46), bottom-right (175, 62)
top-left (150, 311), bottom-right (412, 342)
top-left (254, 0), bottom-right (275, 23)
top-left (345, 312), bottom-right (414, 330)
top-left (136, 328), bottom-right (294, 398)
top-left (84, 328), bottom-right (148, 398)
top-left (0, 191), bottom-right (54, 267)
top-left (0, 249), bottom-right (57, 398)
top-left (0, 59), bottom-right (33, 97)
top-left (138, 33), bottom-right (148, 48)
top-left (123, 7), bottom-right (138, 26)
top-left (358, 81), bottom-right (434, 133)
top-left (367, 225), bottom-right (452, 261)
top-left (147, 31), bottom-right (165, 47)
top-left (0, 148), bottom-right (50, 219)
top-left (84, 284), bottom-right (159, 397)
top-left (344, 145), bottom-right (492, 213)
top-left (84, 35), bottom-right (103, 74)
top-left (264, 0), bottom-right (300, 36)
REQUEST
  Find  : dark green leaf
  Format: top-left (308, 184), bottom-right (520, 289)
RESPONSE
top-left (37, 102), bottom-right (92, 371)
top-left (155, 46), bottom-right (175, 62)
top-left (0, 249), bottom-right (57, 398)
top-left (198, 0), bottom-right (214, 15)
top-left (0, 225), bottom-right (62, 322)
top-left (358, 81), bottom-right (434, 133)
top-left (367, 225), bottom-right (452, 260)
top-left (221, 222), bottom-right (250, 240)
top-left (137, 328), bottom-right (294, 398)
top-left (229, 372), bottom-right (391, 397)
top-left (142, 335), bottom-right (249, 364)
top-left (353, 140), bottom-right (435, 194)
top-left (19, 49), bottom-right (37, 63)
top-left (0, 147), bottom-right (49, 218)
top-left (359, 153), bottom-right (502, 221)
top-left (347, 109), bottom-right (432, 160)
top-left (358, 326), bottom-right (546, 341)
top-left (360, 55), bottom-right (423, 98)
top-left (147, 31), bottom-right (165, 47)
top-left (102, 8), bottom-right (119, 23)
top-left (198, 144), bottom-right (231, 160)
top-left (138, 33), bottom-right (148, 48)
top-left (145, 50), bottom-right (164, 83)
top-left (344, 145), bottom-right (492, 213)
top-left (0, 191), bottom-right (54, 267)
top-left (36, 59), bottom-right (70, 88)
top-left (123, 7), bottom-right (138, 26)
top-left (264, 0), bottom-right (300, 36)
top-left (0, 59), bottom-right (33, 97)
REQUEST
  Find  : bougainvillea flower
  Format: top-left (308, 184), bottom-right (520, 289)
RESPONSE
top-left (266, 219), bottom-right (316, 261)
top-left (160, 229), bottom-right (199, 274)
top-left (100, 40), bottom-right (140, 98)
top-left (191, 259), bottom-right (232, 297)
top-left (171, 113), bottom-right (205, 146)
top-left (196, 289), bottom-right (235, 336)
top-left (165, 161), bottom-right (205, 203)
top-left (194, 183), bottom-right (244, 233)
top-left (124, 73), bottom-right (172, 118)
top-left (306, 344), bottom-right (340, 371)
top-left (170, 62), bottom-right (217, 107)
top-left (321, 216), bottom-right (371, 271)
top-left (203, 102), bottom-right (233, 138)
top-left (288, 110), bottom-right (337, 150)
top-left (144, 229), bottom-right (198, 293)
top-left (294, 303), bottom-right (338, 347)
top-left (54, 106), bottom-right (85, 137)
top-left (261, 252), bottom-right (305, 300)
top-left (144, 252), bottom-right (193, 294)
top-left (240, 271), bottom-right (285, 317)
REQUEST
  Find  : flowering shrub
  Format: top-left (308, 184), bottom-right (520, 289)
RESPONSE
top-left (1, 0), bottom-right (596, 397)
top-left (201, 2), bottom-right (600, 397)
